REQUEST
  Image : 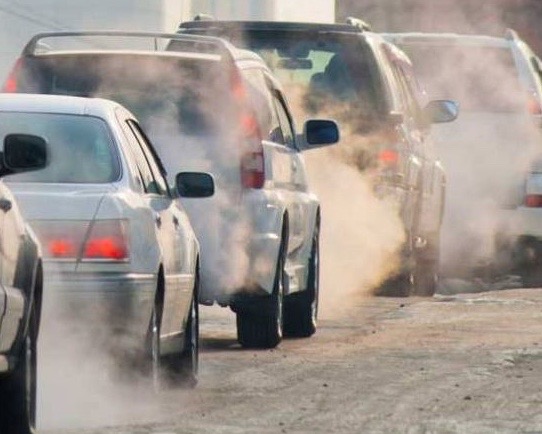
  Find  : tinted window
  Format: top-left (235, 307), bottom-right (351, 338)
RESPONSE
top-left (397, 44), bottom-right (524, 112)
top-left (233, 31), bottom-right (385, 133)
top-left (16, 54), bottom-right (234, 136)
top-left (273, 95), bottom-right (295, 147)
top-left (1, 113), bottom-right (119, 183)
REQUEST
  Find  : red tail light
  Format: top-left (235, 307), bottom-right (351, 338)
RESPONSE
top-left (527, 93), bottom-right (542, 115)
top-left (525, 194), bottom-right (542, 207)
top-left (32, 219), bottom-right (129, 261)
top-left (241, 150), bottom-right (265, 188)
top-left (378, 149), bottom-right (399, 167)
top-left (2, 58), bottom-right (22, 93)
top-left (82, 220), bottom-right (129, 260)
top-left (232, 66), bottom-right (265, 189)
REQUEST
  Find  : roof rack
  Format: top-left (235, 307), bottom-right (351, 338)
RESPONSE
top-left (505, 28), bottom-right (519, 41)
top-left (21, 31), bottom-right (231, 57)
top-left (345, 16), bottom-right (372, 31)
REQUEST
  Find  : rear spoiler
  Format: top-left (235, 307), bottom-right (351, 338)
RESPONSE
top-left (21, 31), bottom-right (234, 58)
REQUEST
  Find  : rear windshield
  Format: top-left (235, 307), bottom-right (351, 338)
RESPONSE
top-left (395, 43), bottom-right (525, 112)
top-left (15, 54), bottom-right (233, 136)
top-left (211, 30), bottom-right (385, 123)
top-left (0, 113), bottom-right (119, 183)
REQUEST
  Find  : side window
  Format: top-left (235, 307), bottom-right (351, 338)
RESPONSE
top-left (120, 120), bottom-right (161, 195)
top-left (272, 93), bottom-right (295, 148)
top-left (127, 120), bottom-right (169, 196)
top-left (391, 62), bottom-right (425, 128)
top-left (241, 67), bottom-right (283, 143)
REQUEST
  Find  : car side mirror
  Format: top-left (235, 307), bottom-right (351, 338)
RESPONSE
top-left (176, 172), bottom-right (215, 198)
top-left (297, 119), bottom-right (340, 151)
top-left (2, 134), bottom-right (47, 176)
top-left (424, 100), bottom-right (459, 124)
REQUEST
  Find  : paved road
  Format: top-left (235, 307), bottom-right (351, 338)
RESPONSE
top-left (39, 288), bottom-right (542, 433)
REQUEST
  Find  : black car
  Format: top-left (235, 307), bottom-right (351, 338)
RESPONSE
top-left (0, 132), bottom-right (46, 434)
top-left (179, 18), bottom-right (459, 297)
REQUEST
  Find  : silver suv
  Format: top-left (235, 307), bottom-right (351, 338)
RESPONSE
top-left (384, 31), bottom-right (542, 280)
top-left (4, 32), bottom-right (339, 348)
top-left (179, 18), bottom-right (459, 297)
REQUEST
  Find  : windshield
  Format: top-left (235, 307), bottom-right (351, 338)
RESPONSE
top-left (396, 43), bottom-right (525, 112)
top-left (0, 113), bottom-right (119, 183)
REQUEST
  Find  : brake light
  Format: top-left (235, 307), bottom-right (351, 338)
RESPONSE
top-left (31, 219), bottom-right (129, 261)
top-left (82, 220), bottom-right (129, 260)
top-left (2, 58), bottom-right (22, 93)
top-left (525, 194), bottom-right (542, 207)
top-left (232, 66), bottom-right (265, 189)
top-left (527, 93), bottom-right (542, 115)
top-left (378, 149), bottom-right (399, 166)
top-left (49, 239), bottom-right (77, 258)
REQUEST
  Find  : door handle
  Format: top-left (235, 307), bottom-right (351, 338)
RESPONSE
top-left (173, 216), bottom-right (179, 228)
top-left (155, 214), bottom-right (162, 228)
top-left (0, 198), bottom-right (12, 213)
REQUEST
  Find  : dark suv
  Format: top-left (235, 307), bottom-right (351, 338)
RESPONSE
top-left (179, 18), bottom-right (458, 296)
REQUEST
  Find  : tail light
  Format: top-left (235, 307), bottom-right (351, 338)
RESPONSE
top-left (525, 194), bottom-right (542, 207)
top-left (83, 220), bottom-right (129, 260)
top-left (378, 149), bottom-right (399, 167)
top-left (231, 65), bottom-right (265, 189)
top-left (32, 219), bottom-right (129, 261)
top-left (527, 93), bottom-right (542, 115)
top-left (2, 58), bottom-right (23, 93)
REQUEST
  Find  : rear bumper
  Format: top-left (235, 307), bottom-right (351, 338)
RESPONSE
top-left (199, 232), bottom-right (280, 304)
top-left (42, 268), bottom-right (156, 351)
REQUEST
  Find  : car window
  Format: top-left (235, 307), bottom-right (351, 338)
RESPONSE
top-left (1, 113), bottom-right (119, 184)
top-left (273, 94), bottom-right (295, 148)
top-left (17, 54), bottom-right (233, 137)
top-left (393, 63), bottom-right (426, 128)
top-left (127, 120), bottom-right (170, 196)
top-left (397, 43), bottom-right (524, 112)
top-left (120, 120), bottom-right (162, 195)
top-left (233, 31), bottom-right (385, 122)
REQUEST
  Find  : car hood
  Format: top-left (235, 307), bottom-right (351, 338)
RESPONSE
top-left (5, 182), bottom-right (116, 221)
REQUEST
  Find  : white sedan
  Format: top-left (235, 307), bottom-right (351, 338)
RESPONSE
top-left (0, 94), bottom-right (213, 386)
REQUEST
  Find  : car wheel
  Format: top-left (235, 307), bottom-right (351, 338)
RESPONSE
top-left (375, 271), bottom-right (413, 297)
top-left (412, 237), bottom-right (439, 297)
top-left (284, 224), bottom-right (319, 338)
top-left (0, 284), bottom-right (38, 434)
top-left (149, 302), bottom-right (161, 391)
top-left (236, 238), bottom-right (285, 349)
top-left (163, 272), bottom-right (199, 388)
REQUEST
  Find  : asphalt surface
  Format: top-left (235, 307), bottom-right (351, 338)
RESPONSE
top-left (38, 286), bottom-right (542, 434)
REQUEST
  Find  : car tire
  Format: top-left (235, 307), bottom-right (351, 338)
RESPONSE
top-left (163, 271), bottom-right (199, 388)
top-left (412, 237), bottom-right (439, 297)
top-left (375, 271), bottom-right (413, 297)
top-left (0, 279), bottom-right (39, 434)
top-left (283, 223), bottom-right (319, 338)
top-left (236, 237), bottom-right (285, 349)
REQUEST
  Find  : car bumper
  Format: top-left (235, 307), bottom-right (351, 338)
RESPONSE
top-left (42, 267), bottom-right (156, 351)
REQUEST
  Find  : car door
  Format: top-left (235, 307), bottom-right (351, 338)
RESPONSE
top-left (121, 117), bottom-right (193, 340)
top-left (0, 184), bottom-right (25, 354)
top-left (270, 90), bottom-right (312, 255)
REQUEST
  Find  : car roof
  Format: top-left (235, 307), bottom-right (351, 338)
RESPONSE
top-left (179, 20), bottom-right (365, 34)
top-left (0, 93), bottom-right (123, 118)
top-left (382, 32), bottom-right (511, 49)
